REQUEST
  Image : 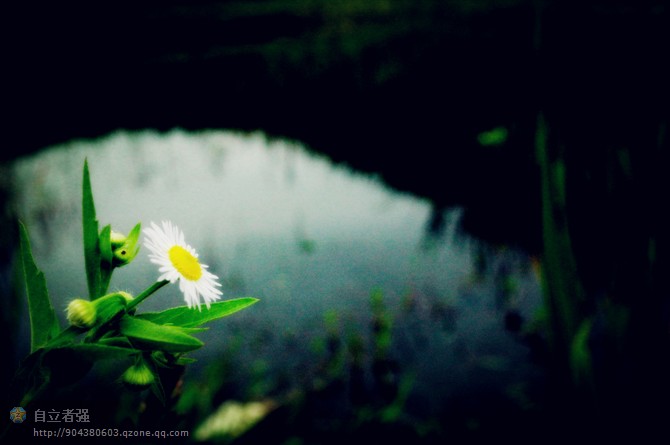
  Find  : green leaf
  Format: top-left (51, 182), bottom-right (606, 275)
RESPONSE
top-left (11, 342), bottom-right (135, 408)
top-left (570, 319), bottom-right (593, 386)
top-left (46, 325), bottom-right (86, 348)
top-left (175, 357), bottom-right (197, 365)
top-left (98, 337), bottom-right (134, 348)
top-left (18, 221), bottom-right (60, 353)
top-left (119, 316), bottom-right (204, 352)
top-left (536, 112), bottom-right (585, 356)
top-left (84, 293), bottom-right (130, 343)
top-left (99, 225), bottom-right (113, 265)
top-left (477, 126), bottom-right (508, 147)
top-left (82, 159), bottom-right (102, 300)
top-left (122, 222), bottom-right (142, 263)
top-left (9, 348), bottom-right (49, 407)
top-left (136, 298), bottom-right (259, 328)
top-left (95, 293), bottom-right (129, 325)
top-left (50, 344), bottom-right (138, 362)
top-left (41, 344), bottom-right (137, 388)
top-left (150, 350), bottom-right (200, 369)
top-left (149, 373), bottom-right (166, 405)
top-left (126, 222), bottom-right (141, 246)
top-left (99, 225), bottom-right (113, 295)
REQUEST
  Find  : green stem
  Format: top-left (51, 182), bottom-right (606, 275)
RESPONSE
top-left (126, 280), bottom-right (170, 312)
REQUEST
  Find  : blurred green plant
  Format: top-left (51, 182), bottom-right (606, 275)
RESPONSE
top-left (477, 126), bottom-right (508, 147)
top-left (534, 108), bottom-right (669, 436)
top-left (8, 160), bottom-right (258, 414)
top-left (535, 112), bottom-right (586, 368)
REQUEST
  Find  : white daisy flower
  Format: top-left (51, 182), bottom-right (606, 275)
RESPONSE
top-left (143, 221), bottom-right (222, 310)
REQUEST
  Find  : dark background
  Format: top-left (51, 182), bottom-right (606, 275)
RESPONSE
top-left (4, 1), bottom-right (668, 250)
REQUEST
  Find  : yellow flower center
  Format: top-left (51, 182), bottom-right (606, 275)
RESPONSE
top-left (168, 245), bottom-right (202, 281)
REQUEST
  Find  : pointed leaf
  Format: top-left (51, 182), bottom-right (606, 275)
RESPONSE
top-left (136, 298), bottom-right (259, 328)
top-left (123, 222), bottom-right (142, 262)
top-left (150, 373), bottom-right (166, 404)
top-left (99, 225), bottom-right (113, 295)
top-left (19, 221), bottom-right (60, 352)
top-left (126, 222), bottom-right (141, 246)
top-left (119, 316), bottom-right (204, 352)
top-left (82, 159), bottom-right (102, 300)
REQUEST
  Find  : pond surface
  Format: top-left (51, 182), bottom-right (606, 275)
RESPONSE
top-left (7, 128), bottom-right (543, 426)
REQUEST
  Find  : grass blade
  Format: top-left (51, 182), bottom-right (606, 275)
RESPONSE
top-left (82, 159), bottom-right (102, 300)
top-left (18, 221), bottom-right (60, 352)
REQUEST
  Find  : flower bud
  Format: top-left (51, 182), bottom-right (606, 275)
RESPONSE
top-left (114, 291), bottom-right (136, 315)
top-left (112, 243), bottom-right (139, 266)
top-left (66, 299), bottom-right (97, 328)
top-left (110, 231), bottom-right (127, 248)
top-left (113, 246), bottom-right (131, 264)
top-left (108, 224), bottom-right (141, 267)
top-left (122, 361), bottom-right (155, 390)
top-left (114, 291), bottom-right (134, 304)
top-left (93, 292), bottom-right (132, 323)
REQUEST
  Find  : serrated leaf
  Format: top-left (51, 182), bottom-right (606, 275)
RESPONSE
top-left (19, 221), bottom-right (60, 352)
top-left (136, 298), bottom-right (259, 328)
top-left (120, 316), bottom-right (204, 352)
top-left (82, 159), bottom-right (102, 300)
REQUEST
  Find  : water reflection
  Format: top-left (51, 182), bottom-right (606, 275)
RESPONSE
top-left (7, 128), bottom-right (542, 430)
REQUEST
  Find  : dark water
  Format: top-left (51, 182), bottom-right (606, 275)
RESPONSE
top-left (5, 129), bottom-right (544, 440)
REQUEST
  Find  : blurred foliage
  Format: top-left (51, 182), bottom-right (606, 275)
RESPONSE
top-left (536, 90), bottom-right (669, 441)
top-left (477, 126), bottom-right (509, 147)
